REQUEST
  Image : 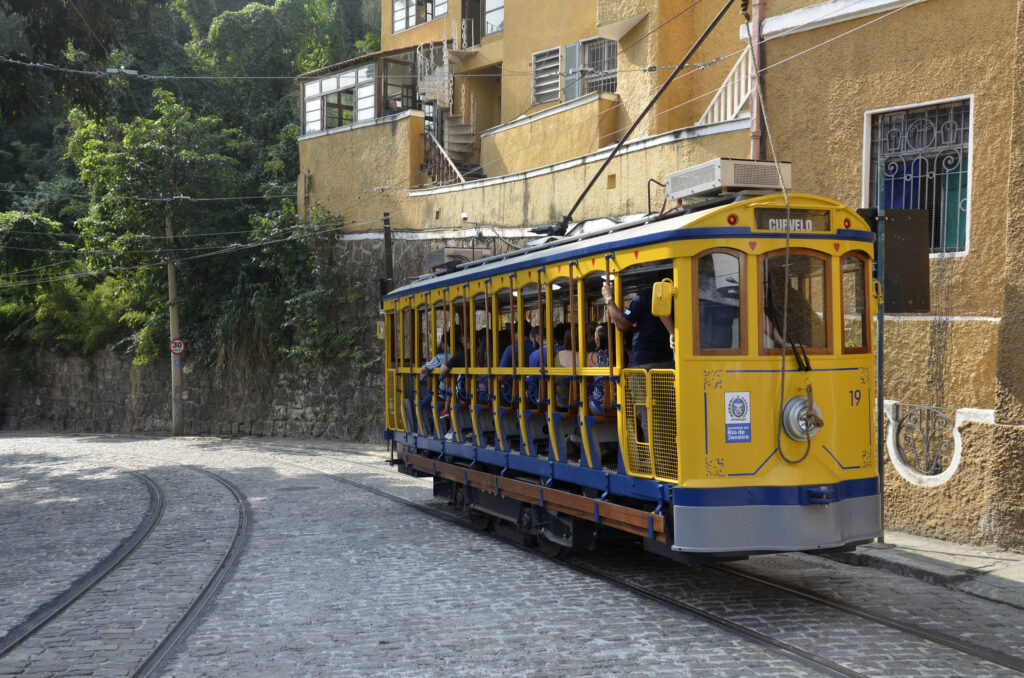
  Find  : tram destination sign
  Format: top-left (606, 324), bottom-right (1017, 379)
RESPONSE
top-left (754, 208), bottom-right (830, 232)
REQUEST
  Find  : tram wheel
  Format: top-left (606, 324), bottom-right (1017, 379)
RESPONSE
top-left (468, 509), bottom-right (495, 531)
top-left (537, 534), bottom-right (568, 558)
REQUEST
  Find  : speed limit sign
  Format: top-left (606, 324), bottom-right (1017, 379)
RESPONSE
top-left (169, 338), bottom-right (186, 355)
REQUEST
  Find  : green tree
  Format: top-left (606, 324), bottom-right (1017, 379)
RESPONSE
top-left (67, 88), bottom-right (244, 363)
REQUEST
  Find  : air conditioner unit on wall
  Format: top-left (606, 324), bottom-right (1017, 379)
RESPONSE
top-left (665, 158), bottom-right (792, 200)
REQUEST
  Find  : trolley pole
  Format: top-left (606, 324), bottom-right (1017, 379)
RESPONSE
top-left (166, 206), bottom-right (184, 436)
top-left (383, 212), bottom-right (393, 293)
top-left (875, 209), bottom-right (886, 543)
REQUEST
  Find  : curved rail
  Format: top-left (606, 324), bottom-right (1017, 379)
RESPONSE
top-left (710, 564), bottom-right (1024, 674)
top-left (0, 470), bottom-right (164, 659)
top-left (134, 466), bottom-right (251, 678)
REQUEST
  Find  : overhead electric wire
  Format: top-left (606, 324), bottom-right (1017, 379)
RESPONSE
top-left (0, 215), bottom-right (384, 290)
top-left (0, 0), bottom-right (921, 283)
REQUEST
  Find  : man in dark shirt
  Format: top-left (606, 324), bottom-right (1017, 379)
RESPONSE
top-left (601, 282), bottom-right (674, 369)
top-left (602, 281), bottom-right (674, 444)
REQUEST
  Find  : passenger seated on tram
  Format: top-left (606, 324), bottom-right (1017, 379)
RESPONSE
top-left (498, 322), bottom-right (532, 405)
top-left (474, 328), bottom-right (492, 402)
top-left (524, 326), bottom-right (545, 407)
top-left (439, 329), bottom-right (468, 385)
top-left (588, 325), bottom-right (614, 416)
top-left (585, 321), bottom-right (598, 354)
top-left (555, 324), bottom-right (578, 367)
top-left (420, 336), bottom-right (449, 382)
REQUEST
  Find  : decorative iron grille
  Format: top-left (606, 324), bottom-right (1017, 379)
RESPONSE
top-left (868, 100), bottom-right (970, 253)
top-left (893, 403), bottom-right (954, 476)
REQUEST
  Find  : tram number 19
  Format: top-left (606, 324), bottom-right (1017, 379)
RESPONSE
top-left (849, 389), bottom-right (862, 407)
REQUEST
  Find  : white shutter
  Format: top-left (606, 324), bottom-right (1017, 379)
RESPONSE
top-left (563, 41), bottom-right (581, 102)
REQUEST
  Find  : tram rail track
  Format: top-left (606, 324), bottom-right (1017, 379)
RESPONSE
top-left (134, 466), bottom-right (250, 677)
top-left (0, 470), bottom-right (165, 660)
top-left (709, 563), bottom-right (1024, 674)
top-left (0, 465), bottom-right (249, 678)
top-left (278, 447), bottom-right (1024, 677)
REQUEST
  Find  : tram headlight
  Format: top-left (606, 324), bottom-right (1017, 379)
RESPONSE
top-left (781, 395), bottom-right (823, 441)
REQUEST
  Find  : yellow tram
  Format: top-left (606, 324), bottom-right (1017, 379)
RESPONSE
top-left (383, 180), bottom-right (881, 560)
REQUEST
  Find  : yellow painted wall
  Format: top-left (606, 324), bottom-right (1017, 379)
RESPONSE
top-left (497, 0), bottom-right (598, 123)
top-left (480, 93), bottom-right (620, 175)
top-left (297, 112), bottom-right (427, 224)
top-left (763, 0), bottom-right (1012, 313)
top-left (653, 0), bottom-right (747, 132)
top-left (300, 116), bottom-right (748, 232)
top-left (753, 0), bottom-right (1024, 549)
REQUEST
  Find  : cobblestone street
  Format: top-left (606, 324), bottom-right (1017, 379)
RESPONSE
top-left (2, 434), bottom-right (1023, 677)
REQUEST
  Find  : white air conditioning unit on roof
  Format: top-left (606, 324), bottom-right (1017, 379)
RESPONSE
top-left (665, 158), bottom-right (792, 200)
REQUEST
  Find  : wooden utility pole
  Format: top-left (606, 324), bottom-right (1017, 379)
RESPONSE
top-left (166, 206), bottom-right (184, 435)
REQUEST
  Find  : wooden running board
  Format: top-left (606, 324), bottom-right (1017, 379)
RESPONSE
top-left (402, 451), bottom-right (668, 543)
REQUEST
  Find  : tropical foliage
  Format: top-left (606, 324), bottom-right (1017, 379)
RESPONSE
top-left (0, 0), bottom-right (379, 368)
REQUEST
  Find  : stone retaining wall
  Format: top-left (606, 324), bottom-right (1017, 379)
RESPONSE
top-left (0, 234), bottom-right (521, 443)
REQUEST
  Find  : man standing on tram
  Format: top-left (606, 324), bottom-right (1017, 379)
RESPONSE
top-left (601, 281), bottom-right (674, 369)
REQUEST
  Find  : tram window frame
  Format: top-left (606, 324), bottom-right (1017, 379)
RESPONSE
top-left (417, 303), bottom-right (430, 370)
top-left (472, 291), bottom-right (491, 368)
top-left (582, 273), bottom-right (608, 363)
top-left (548, 276), bottom-right (576, 367)
top-left (692, 248), bottom-right (747, 356)
top-left (494, 286), bottom-right (515, 364)
top-left (614, 260), bottom-right (675, 368)
top-left (402, 307), bottom-right (414, 369)
top-left (840, 253), bottom-right (871, 354)
top-left (386, 311), bottom-right (396, 369)
top-left (758, 249), bottom-right (832, 355)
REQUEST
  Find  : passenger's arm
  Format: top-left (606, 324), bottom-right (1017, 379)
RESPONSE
top-left (602, 282), bottom-right (633, 333)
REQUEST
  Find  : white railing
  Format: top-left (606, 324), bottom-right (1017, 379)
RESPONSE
top-left (698, 45), bottom-right (752, 126)
top-left (425, 131), bottom-right (466, 184)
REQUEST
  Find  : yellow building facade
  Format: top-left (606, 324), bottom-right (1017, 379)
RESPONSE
top-left (296, 0), bottom-right (1024, 549)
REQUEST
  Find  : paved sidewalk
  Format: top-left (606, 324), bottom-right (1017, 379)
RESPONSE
top-left (828, 530), bottom-right (1024, 609)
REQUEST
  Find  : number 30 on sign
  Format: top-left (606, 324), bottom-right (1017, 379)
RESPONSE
top-left (169, 338), bottom-right (186, 355)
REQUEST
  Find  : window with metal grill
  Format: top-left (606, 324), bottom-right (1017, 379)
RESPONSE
top-left (868, 99), bottom-right (970, 253)
top-left (564, 37), bottom-right (617, 101)
top-left (532, 48), bottom-right (561, 104)
top-left (582, 38), bottom-right (617, 94)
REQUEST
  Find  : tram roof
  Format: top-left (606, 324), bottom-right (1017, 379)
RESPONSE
top-left (383, 192), bottom-right (870, 301)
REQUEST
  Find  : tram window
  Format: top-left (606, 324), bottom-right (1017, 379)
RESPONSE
top-left (841, 255), bottom-right (869, 352)
top-left (762, 252), bottom-right (829, 350)
top-left (694, 250), bottom-right (744, 353)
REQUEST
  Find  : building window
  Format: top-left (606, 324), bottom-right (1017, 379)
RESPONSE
top-left (532, 48), bottom-right (560, 104)
top-left (484, 0), bottom-right (503, 35)
top-left (302, 64), bottom-right (376, 135)
top-left (393, 0), bottom-right (447, 33)
top-left (582, 38), bottom-right (617, 94)
top-left (868, 99), bottom-right (970, 253)
top-left (564, 37), bottom-right (617, 101)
